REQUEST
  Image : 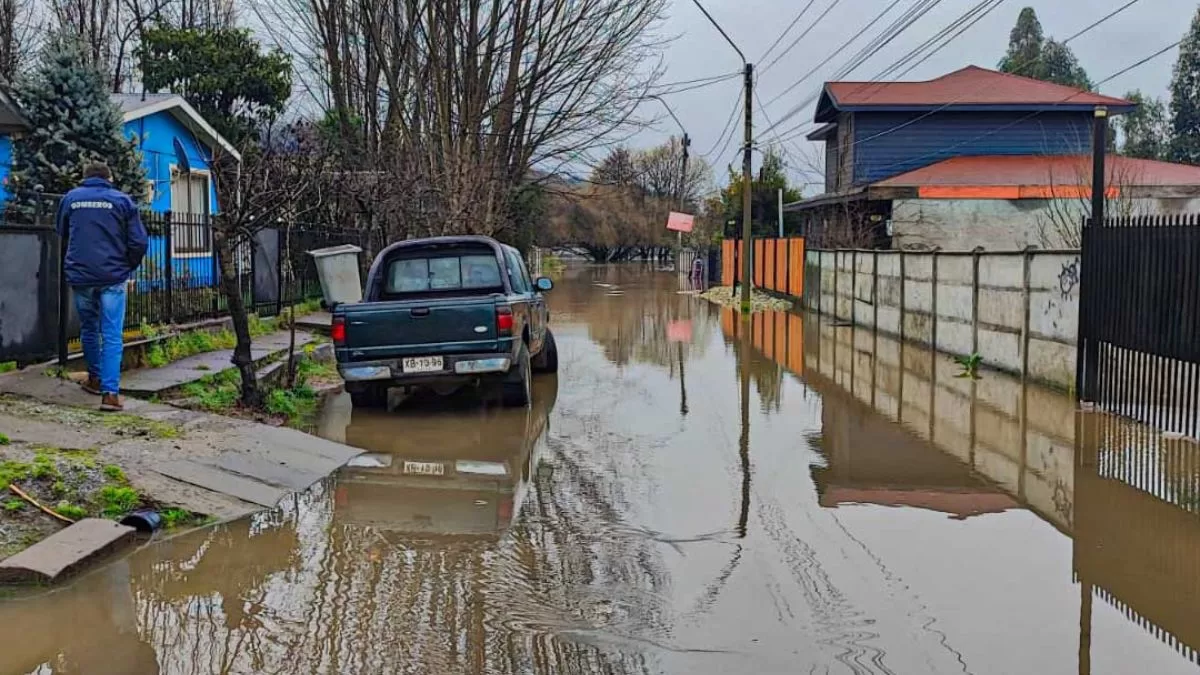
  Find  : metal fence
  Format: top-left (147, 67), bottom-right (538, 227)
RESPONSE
top-left (0, 200), bottom-right (372, 365)
top-left (1078, 214), bottom-right (1200, 435)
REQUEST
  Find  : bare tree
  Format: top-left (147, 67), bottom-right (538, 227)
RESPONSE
top-left (251, 0), bottom-right (667, 245)
top-left (0, 0), bottom-right (39, 82)
top-left (1035, 158), bottom-right (1149, 249)
top-left (210, 127), bottom-right (329, 406)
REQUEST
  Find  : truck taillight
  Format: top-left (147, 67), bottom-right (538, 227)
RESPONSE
top-left (331, 316), bottom-right (346, 345)
top-left (497, 305), bottom-right (514, 336)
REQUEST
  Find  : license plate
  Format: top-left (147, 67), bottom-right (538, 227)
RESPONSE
top-left (402, 356), bottom-right (444, 373)
top-left (402, 461), bottom-right (446, 476)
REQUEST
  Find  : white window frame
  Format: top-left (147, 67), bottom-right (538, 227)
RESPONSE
top-left (168, 164), bottom-right (213, 259)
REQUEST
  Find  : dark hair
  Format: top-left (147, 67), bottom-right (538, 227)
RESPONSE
top-left (82, 162), bottom-right (112, 181)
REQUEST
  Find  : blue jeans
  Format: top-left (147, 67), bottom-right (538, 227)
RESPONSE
top-left (73, 283), bottom-right (127, 395)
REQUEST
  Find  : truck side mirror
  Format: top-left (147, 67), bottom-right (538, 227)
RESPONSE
top-left (535, 277), bottom-right (553, 292)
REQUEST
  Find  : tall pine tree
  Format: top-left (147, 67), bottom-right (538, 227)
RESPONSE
top-left (998, 7), bottom-right (1092, 89)
top-left (998, 7), bottom-right (1044, 75)
top-left (6, 36), bottom-right (144, 213)
top-left (1170, 7), bottom-right (1200, 164)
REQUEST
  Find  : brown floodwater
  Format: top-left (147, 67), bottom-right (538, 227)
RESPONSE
top-left (2, 264), bottom-right (1200, 674)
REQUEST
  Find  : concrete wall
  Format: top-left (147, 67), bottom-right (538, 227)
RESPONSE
top-left (892, 197), bottom-right (1200, 251)
top-left (805, 319), bottom-right (1077, 532)
top-left (806, 247), bottom-right (1080, 390)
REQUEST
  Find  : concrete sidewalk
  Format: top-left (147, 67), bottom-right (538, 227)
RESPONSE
top-left (121, 330), bottom-right (317, 397)
top-left (0, 330), bottom-right (361, 580)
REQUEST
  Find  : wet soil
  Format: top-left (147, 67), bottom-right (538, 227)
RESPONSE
top-left (1, 264), bottom-right (1198, 674)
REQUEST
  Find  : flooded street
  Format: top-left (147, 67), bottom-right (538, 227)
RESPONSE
top-left (3, 265), bottom-right (1200, 674)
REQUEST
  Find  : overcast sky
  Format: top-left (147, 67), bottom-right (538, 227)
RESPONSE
top-left (632, 0), bottom-right (1197, 191)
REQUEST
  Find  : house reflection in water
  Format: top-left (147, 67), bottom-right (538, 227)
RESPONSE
top-left (721, 307), bottom-right (1200, 670)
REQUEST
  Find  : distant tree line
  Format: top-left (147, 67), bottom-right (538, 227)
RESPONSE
top-left (998, 6), bottom-right (1200, 164)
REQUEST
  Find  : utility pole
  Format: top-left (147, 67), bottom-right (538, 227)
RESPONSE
top-left (740, 63), bottom-right (754, 314)
top-left (680, 132), bottom-right (690, 253)
top-left (777, 188), bottom-right (784, 238)
top-left (1077, 105), bottom-right (1107, 403)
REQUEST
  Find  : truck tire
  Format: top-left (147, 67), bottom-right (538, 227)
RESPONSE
top-left (532, 328), bottom-right (559, 374)
top-left (502, 344), bottom-right (532, 407)
top-left (349, 384), bottom-right (389, 408)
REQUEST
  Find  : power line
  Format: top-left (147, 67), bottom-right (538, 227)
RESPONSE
top-left (760, 0), bottom-right (844, 76)
top-left (702, 89), bottom-right (744, 159)
top-left (689, 0), bottom-right (745, 63)
top-left (761, 0), bottom-right (947, 135)
top-left (875, 0), bottom-right (1005, 83)
top-left (762, 0), bottom-right (907, 108)
top-left (771, 0), bottom-right (1144, 147)
top-left (758, 0), bottom-right (818, 65)
top-left (652, 71), bottom-right (741, 94)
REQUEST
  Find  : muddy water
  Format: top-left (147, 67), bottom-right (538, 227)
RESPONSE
top-left (3, 265), bottom-right (1200, 674)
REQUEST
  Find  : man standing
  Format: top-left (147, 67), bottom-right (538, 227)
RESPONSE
top-left (56, 162), bottom-right (147, 411)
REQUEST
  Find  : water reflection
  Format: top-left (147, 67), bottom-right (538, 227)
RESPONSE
top-left (724, 308), bottom-right (1200, 671)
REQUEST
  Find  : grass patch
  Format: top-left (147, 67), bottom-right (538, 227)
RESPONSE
top-left (4, 499), bottom-right (24, 512)
top-left (0, 433), bottom-right (9, 446)
top-left (102, 464), bottom-right (126, 482)
top-left (541, 253), bottom-right (566, 274)
top-left (160, 507), bottom-right (210, 529)
top-left (54, 502), bottom-right (87, 520)
top-left (98, 485), bottom-right (139, 518)
top-left (0, 361), bottom-right (16, 374)
top-left (99, 414), bottom-right (179, 439)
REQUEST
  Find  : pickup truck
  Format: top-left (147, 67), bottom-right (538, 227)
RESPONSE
top-left (332, 235), bottom-right (557, 408)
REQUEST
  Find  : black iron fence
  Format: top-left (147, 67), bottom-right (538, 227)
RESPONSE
top-left (0, 199), bottom-right (373, 365)
top-left (1079, 214), bottom-right (1200, 435)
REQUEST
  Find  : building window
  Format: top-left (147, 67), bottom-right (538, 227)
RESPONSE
top-left (170, 169), bottom-right (211, 258)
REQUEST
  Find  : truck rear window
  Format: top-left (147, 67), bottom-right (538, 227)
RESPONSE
top-left (385, 254), bottom-right (503, 293)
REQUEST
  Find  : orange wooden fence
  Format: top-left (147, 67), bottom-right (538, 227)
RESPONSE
top-left (719, 237), bottom-right (806, 299)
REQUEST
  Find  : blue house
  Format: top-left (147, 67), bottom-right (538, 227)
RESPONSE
top-left (777, 66), bottom-right (1200, 250)
top-left (0, 92), bottom-right (240, 285)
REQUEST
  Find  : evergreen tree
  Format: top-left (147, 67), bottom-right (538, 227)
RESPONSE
top-left (1118, 90), bottom-right (1169, 160)
top-left (6, 36), bottom-right (144, 213)
top-left (1039, 40), bottom-right (1092, 90)
top-left (998, 8), bottom-right (1092, 88)
top-left (137, 25), bottom-right (292, 145)
top-left (998, 7), bottom-right (1044, 75)
top-left (1170, 7), bottom-right (1200, 164)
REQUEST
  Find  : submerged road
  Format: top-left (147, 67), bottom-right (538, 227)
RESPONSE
top-left (1, 265), bottom-right (1198, 674)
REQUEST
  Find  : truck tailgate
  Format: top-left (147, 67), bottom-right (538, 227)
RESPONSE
top-left (339, 296), bottom-right (501, 361)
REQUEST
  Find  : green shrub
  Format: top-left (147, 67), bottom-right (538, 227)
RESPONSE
top-left (0, 433), bottom-right (9, 445)
top-left (102, 465), bottom-right (126, 482)
top-left (0, 362), bottom-right (16, 374)
top-left (54, 502), bottom-right (87, 520)
top-left (161, 507), bottom-right (195, 529)
top-left (98, 485), bottom-right (140, 518)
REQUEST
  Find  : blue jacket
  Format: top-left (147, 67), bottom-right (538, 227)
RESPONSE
top-left (56, 177), bottom-right (148, 287)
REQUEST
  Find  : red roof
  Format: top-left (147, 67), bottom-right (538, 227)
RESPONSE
top-left (826, 66), bottom-right (1131, 108)
top-left (877, 155), bottom-right (1200, 190)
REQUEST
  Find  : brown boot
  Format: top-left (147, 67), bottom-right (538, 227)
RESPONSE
top-left (100, 394), bottom-right (124, 412)
top-left (80, 376), bottom-right (101, 396)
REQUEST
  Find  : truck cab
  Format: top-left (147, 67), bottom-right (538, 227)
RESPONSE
top-left (333, 236), bottom-right (558, 408)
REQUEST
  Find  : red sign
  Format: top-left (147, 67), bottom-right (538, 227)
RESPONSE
top-left (667, 320), bottom-right (692, 342)
top-left (666, 211), bottom-right (694, 233)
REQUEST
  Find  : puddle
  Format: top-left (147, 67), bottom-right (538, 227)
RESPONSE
top-left (1, 266), bottom-right (1197, 674)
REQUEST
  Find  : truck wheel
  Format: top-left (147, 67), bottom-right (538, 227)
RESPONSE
top-left (532, 328), bottom-right (559, 374)
top-left (349, 384), bottom-right (389, 408)
top-left (502, 344), bottom-right (532, 407)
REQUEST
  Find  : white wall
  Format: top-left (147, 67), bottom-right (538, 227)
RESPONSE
top-left (805, 248), bottom-right (1080, 390)
top-left (892, 197), bottom-right (1200, 251)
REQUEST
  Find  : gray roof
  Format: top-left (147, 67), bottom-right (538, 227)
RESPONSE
top-left (111, 92), bottom-right (177, 116)
top-left (0, 86), bottom-right (29, 134)
top-left (109, 92), bottom-right (240, 160)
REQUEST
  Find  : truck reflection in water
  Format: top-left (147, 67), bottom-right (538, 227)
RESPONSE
top-left (332, 377), bottom-right (559, 543)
